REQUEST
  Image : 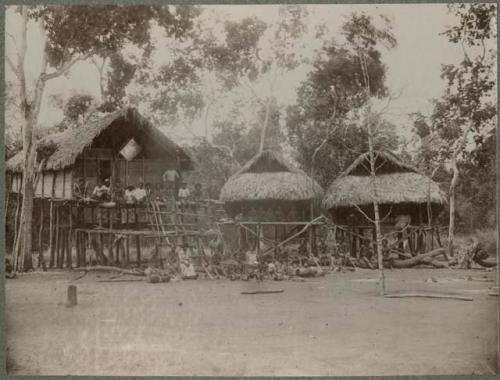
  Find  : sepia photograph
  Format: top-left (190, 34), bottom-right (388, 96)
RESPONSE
top-left (3, 2), bottom-right (498, 376)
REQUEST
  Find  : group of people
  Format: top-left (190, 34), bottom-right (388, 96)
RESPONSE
top-left (73, 176), bottom-right (205, 207)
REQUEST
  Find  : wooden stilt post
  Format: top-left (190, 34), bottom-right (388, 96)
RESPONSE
top-left (49, 201), bottom-right (54, 267)
top-left (109, 233), bottom-right (114, 264)
top-left (38, 201), bottom-right (46, 270)
top-left (436, 226), bottom-right (442, 248)
top-left (55, 205), bottom-right (61, 268)
top-left (136, 235), bottom-right (141, 265)
top-left (12, 192), bottom-right (21, 254)
top-left (66, 203), bottom-right (73, 269)
top-left (83, 232), bottom-right (88, 266)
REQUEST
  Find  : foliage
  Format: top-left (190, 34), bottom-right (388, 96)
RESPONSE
top-left (99, 52), bottom-right (137, 112)
top-left (286, 12), bottom-right (398, 187)
top-left (63, 93), bottom-right (94, 121)
top-left (411, 3), bottom-right (496, 233)
top-left (31, 5), bottom-right (200, 68)
top-left (184, 141), bottom-right (238, 200)
top-left (212, 98), bottom-right (284, 165)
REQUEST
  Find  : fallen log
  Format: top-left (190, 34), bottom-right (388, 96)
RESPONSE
top-left (71, 271), bottom-right (88, 282)
top-left (241, 289), bottom-right (284, 295)
top-left (385, 292), bottom-right (473, 301)
top-left (421, 257), bottom-right (449, 269)
top-left (391, 248), bottom-right (445, 268)
top-left (474, 258), bottom-right (497, 268)
top-left (97, 279), bottom-right (144, 283)
top-left (82, 265), bottom-right (145, 276)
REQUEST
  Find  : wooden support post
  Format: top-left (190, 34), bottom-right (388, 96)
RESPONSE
top-left (49, 201), bottom-right (54, 268)
top-left (75, 232), bottom-right (80, 268)
top-left (125, 235), bottom-right (130, 265)
top-left (38, 201), bottom-right (46, 270)
top-left (430, 227), bottom-right (434, 250)
top-left (67, 204), bottom-right (73, 269)
top-left (136, 235), bottom-right (141, 265)
top-left (436, 226), bottom-right (442, 248)
top-left (109, 233), bottom-right (114, 264)
top-left (13, 191), bottom-right (21, 253)
top-left (55, 206), bottom-right (61, 268)
top-left (256, 223), bottom-right (261, 258)
top-left (83, 233), bottom-right (88, 266)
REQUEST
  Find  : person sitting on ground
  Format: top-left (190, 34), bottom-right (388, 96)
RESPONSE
top-left (317, 237), bottom-right (331, 266)
top-left (382, 238), bottom-right (397, 269)
top-left (180, 257), bottom-right (198, 280)
top-left (359, 239), bottom-right (374, 268)
top-left (298, 237), bottom-right (309, 266)
top-left (92, 178), bottom-right (111, 201)
top-left (133, 182), bottom-right (147, 203)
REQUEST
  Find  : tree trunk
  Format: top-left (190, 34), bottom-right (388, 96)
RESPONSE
top-left (447, 154), bottom-right (458, 257)
top-left (258, 96), bottom-right (272, 154)
top-left (14, 8), bottom-right (49, 272)
top-left (447, 123), bottom-right (472, 258)
top-left (367, 117), bottom-right (385, 296)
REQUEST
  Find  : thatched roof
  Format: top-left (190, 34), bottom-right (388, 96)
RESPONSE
top-left (6, 107), bottom-right (192, 172)
top-left (322, 150), bottom-right (447, 209)
top-left (220, 150), bottom-right (323, 203)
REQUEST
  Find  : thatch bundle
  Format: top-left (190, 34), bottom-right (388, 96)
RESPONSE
top-left (6, 107), bottom-right (192, 173)
top-left (220, 150), bottom-right (323, 203)
top-left (322, 150), bottom-right (447, 210)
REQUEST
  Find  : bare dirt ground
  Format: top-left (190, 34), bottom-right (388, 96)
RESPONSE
top-left (5, 268), bottom-right (498, 376)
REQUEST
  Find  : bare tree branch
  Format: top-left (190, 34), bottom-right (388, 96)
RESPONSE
top-left (6, 56), bottom-right (21, 80)
top-left (351, 202), bottom-right (375, 224)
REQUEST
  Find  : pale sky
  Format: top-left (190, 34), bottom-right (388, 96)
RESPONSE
top-left (5, 4), bottom-right (483, 145)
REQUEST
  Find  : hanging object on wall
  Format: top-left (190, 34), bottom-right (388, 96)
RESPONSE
top-left (120, 138), bottom-right (142, 161)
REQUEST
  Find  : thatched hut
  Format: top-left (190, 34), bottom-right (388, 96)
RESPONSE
top-left (322, 150), bottom-right (447, 226)
top-left (6, 107), bottom-right (192, 199)
top-left (220, 150), bottom-right (323, 221)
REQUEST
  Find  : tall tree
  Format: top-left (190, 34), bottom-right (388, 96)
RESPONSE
top-left (342, 12), bottom-right (397, 295)
top-left (286, 13), bottom-right (398, 187)
top-left (6, 5), bottom-right (199, 272)
top-left (132, 5), bottom-right (309, 161)
top-left (427, 4), bottom-right (496, 255)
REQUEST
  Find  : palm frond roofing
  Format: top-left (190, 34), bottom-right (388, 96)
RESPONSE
top-left (322, 150), bottom-right (447, 209)
top-left (220, 150), bottom-right (323, 202)
top-left (6, 107), bottom-right (192, 172)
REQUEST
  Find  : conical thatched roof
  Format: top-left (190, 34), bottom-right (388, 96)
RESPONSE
top-left (6, 107), bottom-right (192, 172)
top-left (220, 150), bottom-right (323, 203)
top-left (322, 150), bottom-right (447, 209)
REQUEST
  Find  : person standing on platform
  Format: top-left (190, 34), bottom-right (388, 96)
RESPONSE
top-left (178, 182), bottom-right (191, 211)
top-left (162, 167), bottom-right (179, 200)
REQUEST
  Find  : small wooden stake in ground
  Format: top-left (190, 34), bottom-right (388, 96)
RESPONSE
top-left (66, 285), bottom-right (77, 307)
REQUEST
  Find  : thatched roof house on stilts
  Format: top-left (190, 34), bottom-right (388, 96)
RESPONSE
top-left (220, 150), bottom-right (323, 221)
top-left (5, 107), bottom-right (193, 269)
top-left (219, 150), bottom-right (324, 255)
top-left (322, 150), bottom-right (447, 256)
